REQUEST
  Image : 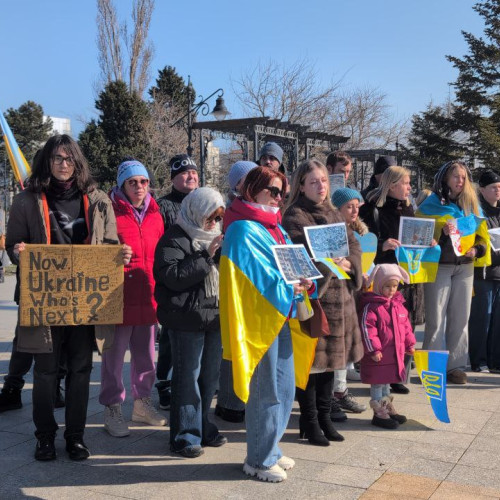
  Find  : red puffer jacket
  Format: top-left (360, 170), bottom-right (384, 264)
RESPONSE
top-left (112, 194), bottom-right (164, 325)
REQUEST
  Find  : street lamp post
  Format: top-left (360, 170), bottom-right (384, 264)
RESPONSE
top-left (171, 76), bottom-right (230, 185)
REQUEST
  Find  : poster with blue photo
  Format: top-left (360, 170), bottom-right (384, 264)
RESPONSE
top-left (304, 223), bottom-right (349, 260)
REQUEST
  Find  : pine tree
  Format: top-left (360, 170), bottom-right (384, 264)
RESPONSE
top-left (405, 103), bottom-right (465, 183)
top-left (447, 0), bottom-right (500, 167)
top-left (148, 65), bottom-right (194, 110)
top-left (3, 101), bottom-right (53, 164)
top-left (79, 80), bottom-right (150, 187)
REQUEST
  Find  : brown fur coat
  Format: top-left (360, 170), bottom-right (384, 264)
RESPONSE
top-left (283, 195), bottom-right (364, 370)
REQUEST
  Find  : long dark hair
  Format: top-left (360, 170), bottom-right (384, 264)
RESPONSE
top-left (27, 134), bottom-right (96, 193)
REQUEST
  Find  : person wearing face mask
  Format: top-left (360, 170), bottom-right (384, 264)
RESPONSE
top-left (359, 166), bottom-right (426, 394)
top-left (282, 160), bottom-right (364, 447)
top-left (468, 170), bottom-right (500, 373)
top-left (215, 160), bottom-right (257, 424)
top-left (154, 187), bottom-right (226, 459)
top-left (155, 154), bottom-right (200, 411)
top-left (417, 161), bottom-right (487, 385)
top-left (5, 134), bottom-right (131, 461)
top-left (220, 166), bottom-right (314, 482)
top-left (99, 160), bottom-right (166, 438)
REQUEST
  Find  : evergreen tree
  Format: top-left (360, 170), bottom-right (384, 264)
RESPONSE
top-left (148, 65), bottom-right (195, 110)
top-left (447, 0), bottom-right (500, 167)
top-left (79, 80), bottom-right (150, 187)
top-left (3, 101), bottom-right (53, 164)
top-left (405, 103), bottom-right (465, 183)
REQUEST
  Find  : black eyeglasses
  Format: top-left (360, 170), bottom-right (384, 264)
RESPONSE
top-left (265, 186), bottom-right (283, 199)
top-left (126, 178), bottom-right (149, 187)
top-left (52, 154), bottom-right (74, 166)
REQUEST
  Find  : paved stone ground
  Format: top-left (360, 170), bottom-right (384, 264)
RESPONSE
top-left (1, 273), bottom-right (500, 499)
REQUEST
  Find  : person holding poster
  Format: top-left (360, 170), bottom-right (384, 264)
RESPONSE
top-left (417, 161), bottom-right (487, 384)
top-left (359, 166), bottom-right (424, 394)
top-left (99, 159), bottom-right (166, 438)
top-left (220, 166), bottom-right (314, 482)
top-left (283, 160), bottom-right (364, 447)
top-left (5, 134), bottom-right (130, 462)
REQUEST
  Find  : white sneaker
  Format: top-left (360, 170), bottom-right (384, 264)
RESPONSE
top-left (104, 404), bottom-right (130, 437)
top-left (243, 462), bottom-right (287, 482)
top-left (277, 456), bottom-right (295, 470)
top-left (132, 397), bottom-right (167, 426)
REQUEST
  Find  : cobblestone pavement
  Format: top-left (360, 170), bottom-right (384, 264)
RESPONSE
top-left (1, 274), bottom-right (500, 499)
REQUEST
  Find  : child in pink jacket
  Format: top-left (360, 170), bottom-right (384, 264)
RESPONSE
top-left (359, 264), bottom-right (416, 429)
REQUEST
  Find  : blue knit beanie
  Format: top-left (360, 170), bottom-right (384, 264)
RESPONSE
top-left (259, 142), bottom-right (284, 164)
top-left (117, 160), bottom-right (149, 187)
top-left (228, 161), bottom-right (257, 191)
top-left (332, 187), bottom-right (363, 208)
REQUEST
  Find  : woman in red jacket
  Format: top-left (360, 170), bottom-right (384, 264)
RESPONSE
top-left (99, 159), bottom-right (166, 437)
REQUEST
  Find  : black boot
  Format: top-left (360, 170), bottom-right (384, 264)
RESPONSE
top-left (0, 386), bottom-right (22, 412)
top-left (316, 372), bottom-right (345, 442)
top-left (296, 377), bottom-right (330, 447)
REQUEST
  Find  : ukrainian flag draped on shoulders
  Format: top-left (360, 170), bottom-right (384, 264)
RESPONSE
top-left (219, 219), bottom-right (316, 403)
top-left (416, 192), bottom-right (490, 268)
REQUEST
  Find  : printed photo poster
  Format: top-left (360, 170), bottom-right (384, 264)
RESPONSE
top-left (329, 174), bottom-right (345, 194)
top-left (488, 228), bottom-right (500, 251)
top-left (398, 217), bottom-right (435, 248)
top-left (304, 223), bottom-right (349, 259)
top-left (271, 244), bottom-right (323, 285)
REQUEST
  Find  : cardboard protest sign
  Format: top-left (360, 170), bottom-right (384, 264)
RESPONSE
top-left (20, 244), bottom-right (123, 326)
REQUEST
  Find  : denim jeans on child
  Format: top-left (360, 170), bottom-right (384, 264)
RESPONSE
top-left (168, 328), bottom-right (222, 451)
top-left (245, 322), bottom-right (295, 469)
top-left (370, 384), bottom-right (391, 401)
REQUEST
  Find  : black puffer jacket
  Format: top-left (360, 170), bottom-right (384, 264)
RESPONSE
top-left (153, 224), bottom-right (220, 332)
top-left (475, 194), bottom-right (500, 281)
top-left (359, 196), bottom-right (415, 265)
top-left (157, 188), bottom-right (188, 231)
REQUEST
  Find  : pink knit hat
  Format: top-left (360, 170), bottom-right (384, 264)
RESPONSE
top-left (368, 263), bottom-right (410, 295)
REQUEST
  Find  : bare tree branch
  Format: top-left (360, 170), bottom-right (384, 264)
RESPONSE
top-left (97, 0), bottom-right (123, 84)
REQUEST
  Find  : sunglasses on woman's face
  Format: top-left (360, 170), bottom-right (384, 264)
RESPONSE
top-left (207, 215), bottom-right (223, 223)
top-left (126, 178), bottom-right (149, 187)
top-left (265, 186), bottom-right (283, 199)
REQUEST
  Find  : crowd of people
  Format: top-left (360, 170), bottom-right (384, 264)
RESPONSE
top-left (0, 135), bottom-right (499, 483)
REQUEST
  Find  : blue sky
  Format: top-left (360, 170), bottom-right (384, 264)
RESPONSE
top-left (0, 0), bottom-right (485, 138)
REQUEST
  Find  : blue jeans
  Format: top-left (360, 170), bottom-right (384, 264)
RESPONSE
top-left (168, 328), bottom-right (222, 451)
top-left (217, 359), bottom-right (245, 411)
top-left (245, 322), bottom-right (295, 469)
top-left (370, 384), bottom-right (391, 401)
top-left (468, 280), bottom-right (500, 369)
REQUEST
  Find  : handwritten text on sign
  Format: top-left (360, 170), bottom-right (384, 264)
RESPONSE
top-left (20, 244), bottom-right (123, 326)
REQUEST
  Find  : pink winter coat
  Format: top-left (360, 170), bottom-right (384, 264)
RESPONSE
top-left (358, 291), bottom-right (416, 384)
top-left (112, 194), bottom-right (164, 326)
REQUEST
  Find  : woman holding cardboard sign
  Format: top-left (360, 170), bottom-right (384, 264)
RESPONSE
top-left (5, 134), bottom-right (130, 462)
top-left (282, 159), bottom-right (364, 447)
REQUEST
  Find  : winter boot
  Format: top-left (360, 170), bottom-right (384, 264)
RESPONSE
top-left (381, 395), bottom-right (407, 424)
top-left (369, 399), bottom-right (399, 429)
top-left (296, 383), bottom-right (329, 447)
top-left (0, 386), bottom-right (22, 412)
top-left (317, 373), bottom-right (344, 442)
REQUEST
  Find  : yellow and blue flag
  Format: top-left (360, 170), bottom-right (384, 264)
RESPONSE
top-left (219, 220), bottom-right (317, 403)
top-left (396, 245), bottom-right (441, 283)
top-left (414, 350), bottom-right (450, 423)
top-left (315, 257), bottom-right (350, 280)
top-left (416, 192), bottom-right (490, 267)
top-left (0, 110), bottom-right (31, 189)
top-left (354, 232), bottom-right (377, 275)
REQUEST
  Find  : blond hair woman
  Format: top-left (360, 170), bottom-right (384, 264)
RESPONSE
top-left (417, 161), bottom-right (486, 384)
